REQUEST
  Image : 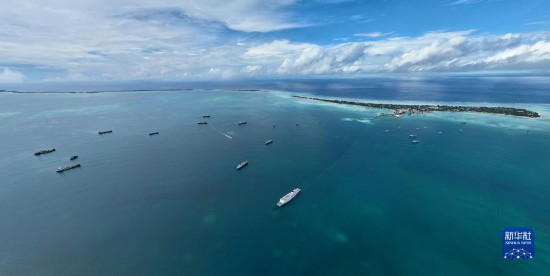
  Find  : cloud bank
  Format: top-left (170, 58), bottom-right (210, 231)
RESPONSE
top-left (244, 31), bottom-right (550, 75)
top-left (0, 0), bottom-right (549, 82)
top-left (0, 68), bottom-right (25, 83)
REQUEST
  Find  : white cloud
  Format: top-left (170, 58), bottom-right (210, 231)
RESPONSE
top-left (524, 21), bottom-right (550, 26)
top-left (42, 72), bottom-right (90, 83)
top-left (244, 40), bottom-right (314, 60)
top-left (243, 31), bottom-right (550, 75)
top-left (274, 42), bottom-right (367, 74)
top-left (484, 41), bottom-right (550, 63)
top-left (386, 36), bottom-right (467, 71)
top-left (478, 41), bottom-right (550, 71)
top-left (1, 0), bottom-right (301, 33)
top-left (448, 0), bottom-right (485, 6)
top-left (354, 32), bottom-right (393, 38)
top-left (0, 68), bottom-right (25, 83)
top-left (242, 65), bottom-right (264, 75)
top-left (0, 0), bottom-right (304, 81)
top-left (0, 0), bottom-right (549, 82)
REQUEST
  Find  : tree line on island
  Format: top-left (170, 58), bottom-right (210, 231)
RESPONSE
top-left (293, 96), bottom-right (540, 118)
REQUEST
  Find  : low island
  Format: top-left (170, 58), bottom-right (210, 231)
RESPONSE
top-left (293, 95), bottom-right (540, 118)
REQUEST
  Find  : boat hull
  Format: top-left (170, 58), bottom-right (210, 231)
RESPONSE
top-left (277, 188), bottom-right (301, 207)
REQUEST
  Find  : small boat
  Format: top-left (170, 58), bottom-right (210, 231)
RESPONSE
top-left (149, 132), bottom-right (159, 136)
top-left (98, 130), bottom-right (113, 135)
top-left (56, 163), bottom-right (81, 173)
top-left (411, 140), bottom-right (420, 144)
top-left (265, 139), bottom-right (273, 145)
top-left (409, 134), bottom-right (417, 138)
top-left (236, 160), bottom-right (248, 170)
top-left (202, 115), bottom-right (211, 118)
top-left (238, 121), bottom-right (247, 125)
top-left (277, 188), bottom-right (301, 207)
top-left (34, 148), bottom-right (56, 156)
top-left (70, 155), bottom-right (78, 161)
top-left (197, 122), bottom-right (208, 125)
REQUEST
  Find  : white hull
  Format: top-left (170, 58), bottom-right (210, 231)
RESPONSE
top-left (277, 188), bottom-right (301, 207)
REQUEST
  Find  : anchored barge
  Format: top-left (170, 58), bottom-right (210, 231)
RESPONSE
top-left (56, 163), bottom-right (81, 173)
top-left (34, 148), bottom-right (56, 156)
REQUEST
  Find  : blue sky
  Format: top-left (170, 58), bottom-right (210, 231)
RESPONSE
top-left (0, 0), bottom-right (549, 83)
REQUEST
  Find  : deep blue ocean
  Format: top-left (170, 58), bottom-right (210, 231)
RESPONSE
top-left (1, 77), bottom-right (549, 275)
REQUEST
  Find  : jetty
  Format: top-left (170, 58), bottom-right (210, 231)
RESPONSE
top-left (293, 96), bottom-right (540, 118)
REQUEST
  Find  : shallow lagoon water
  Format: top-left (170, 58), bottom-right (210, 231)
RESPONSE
top-left (0, 89), bottom-right (549, 275)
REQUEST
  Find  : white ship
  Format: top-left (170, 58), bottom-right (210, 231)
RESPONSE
top-left (236, 160), bottom-right (248, 170)
top-left (277, 188), bottom-right (301, 207)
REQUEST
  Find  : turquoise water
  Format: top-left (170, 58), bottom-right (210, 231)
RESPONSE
top-left (0, 90), bottom-right (549, 275)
